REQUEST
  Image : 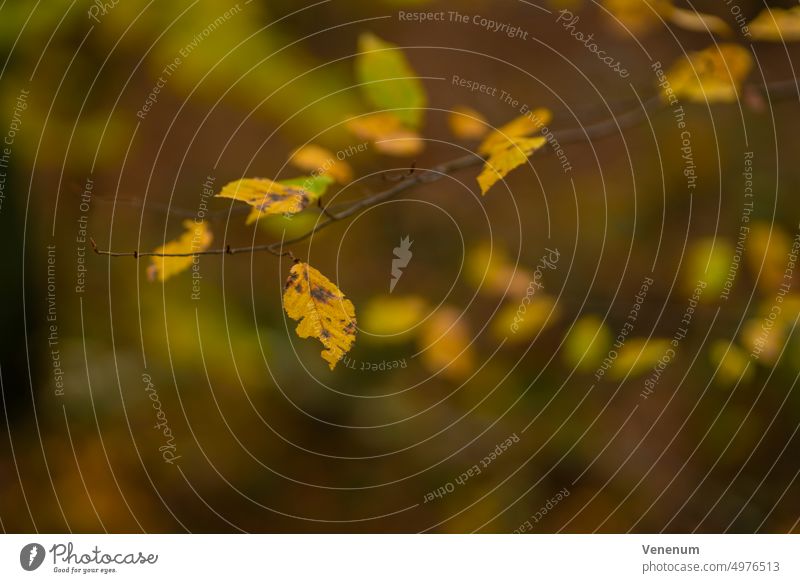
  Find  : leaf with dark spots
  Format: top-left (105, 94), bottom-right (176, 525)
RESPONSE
top-left (283, 262), bottom-right (357, 370)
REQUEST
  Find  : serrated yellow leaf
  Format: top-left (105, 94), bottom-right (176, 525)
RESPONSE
top-left (147, 219), bottom-right (212, 282)
top-left (448, 106), bottom-right (488, 140)
top-left (283, 262), bottom-right (357, 370)
top-left (666, 7), bottom-right (732, 37)
top-left (290, 144), bottom-right (353, 184)
top-left (361, 295), bottom-right (427, 341)
top-left (750, 7), bottom-right (800, 41)
top-left (216, 178), bottom-right (311, 224)
top-left (345, 112), bottom-right (424, 156)
top-left (356, 33), bottom-right (427, 129)
top-left (418, 306), bottom-right (475, 380)
top-left (477, 137), bottom-right (546, 195)
top-left (663, 44), bottom-right (752, 103)
top-left (478, 109), bottom-right (552, 155)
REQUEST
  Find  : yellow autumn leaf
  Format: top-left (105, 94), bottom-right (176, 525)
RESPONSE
top-left (609, 338), bottom-right (672, 380)
top-left (345, 112), bottom-right (424, 157)
top-left (477, 136), bottom-right (547, 195)
top-left (478, 109), bottom-right (552, 155)
top-left (663, 44), bottom-right (752, 103)
top-left (709, 341), bottom-right (753, 387)
top-left (147, 219), bottom-right (212, 282)
top-left (290, 144), bottom-right (353, 184)
top-left (216, 178), bottom-right (311, 224)
top-left (356, 33), bottom-right (427, 129)
top-left (466, 242), bottom-right (533, 298)
top-left (283, 262), bottom-right (357, 370)
top-left (419, 306), bottom-right (475, 380)
top-left (491, 294), bottom-right (559, 342)
top-left (666, 7), bottom-right (732, 37)
top-left (361, 295), bottom-right (428, 341)
top-left (750, 7), bottom-right (800, 42)
top-left (563, 315), bottom-right (612, 371)
top-left (448, 106), bottom-right (488, 140)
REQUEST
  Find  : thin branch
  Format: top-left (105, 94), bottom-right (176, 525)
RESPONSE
top-left (91, 79), bottom-right (797, 261)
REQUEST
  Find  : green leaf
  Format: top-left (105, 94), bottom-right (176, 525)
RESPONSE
top-left (356, 33), bottom-right (427, 129)
top-left (279, 175), bottom-right (334, 201)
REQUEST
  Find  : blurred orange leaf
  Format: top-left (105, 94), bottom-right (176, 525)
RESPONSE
top-left (290, 144), bottom-right (353, 184)
top-left (419, 306), bottom-right (475, 380)
top-left (448, 106), bottom-right (488, 140)
top-left (346, 112), bottom-right (424, 157)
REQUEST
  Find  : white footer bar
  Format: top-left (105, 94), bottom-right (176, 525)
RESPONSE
top-left (0, 534), bottom-right (796, 582)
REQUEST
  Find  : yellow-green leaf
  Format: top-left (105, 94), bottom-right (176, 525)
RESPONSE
top-left (478, 109), bottom-right (552, 155)
top-left (345, 111), bottom-right (424, 156)
top-left (663, 44), bottom-right (752, 103)
top-left (278, 175), bottom-right (334, 201)
top-left (217, 178), bottom-right (311, 224)
top-left (290, 144), bottom-right (353, 184)
top-left (283, 262), bottom-right (357, 370)
top-left (709, 341), bottom-right (753, 387)
top-left (563, 315), bottom-right (612, 371)
top-left (610, 338), bottom-right (672, 380)
top-left (477, 137), bottom-right (546, 195)
top-left (258, 212), bottom-right (320, 239)
top-left (684, 237), bottom-right (732, 298)
top-left (356, 32), bottom-right (427, 129)
top-left (750, 7), bottom-right (800, 42)
top-left (448, 106), bottom-right (488, 140)
top-left (217, 177), bottom-right (333, 224)
top-left (147, 219), bottom-right (212, 282)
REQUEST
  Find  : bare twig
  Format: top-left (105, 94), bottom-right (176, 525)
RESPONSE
top-left (91, 79), bottom-right (798, 261)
